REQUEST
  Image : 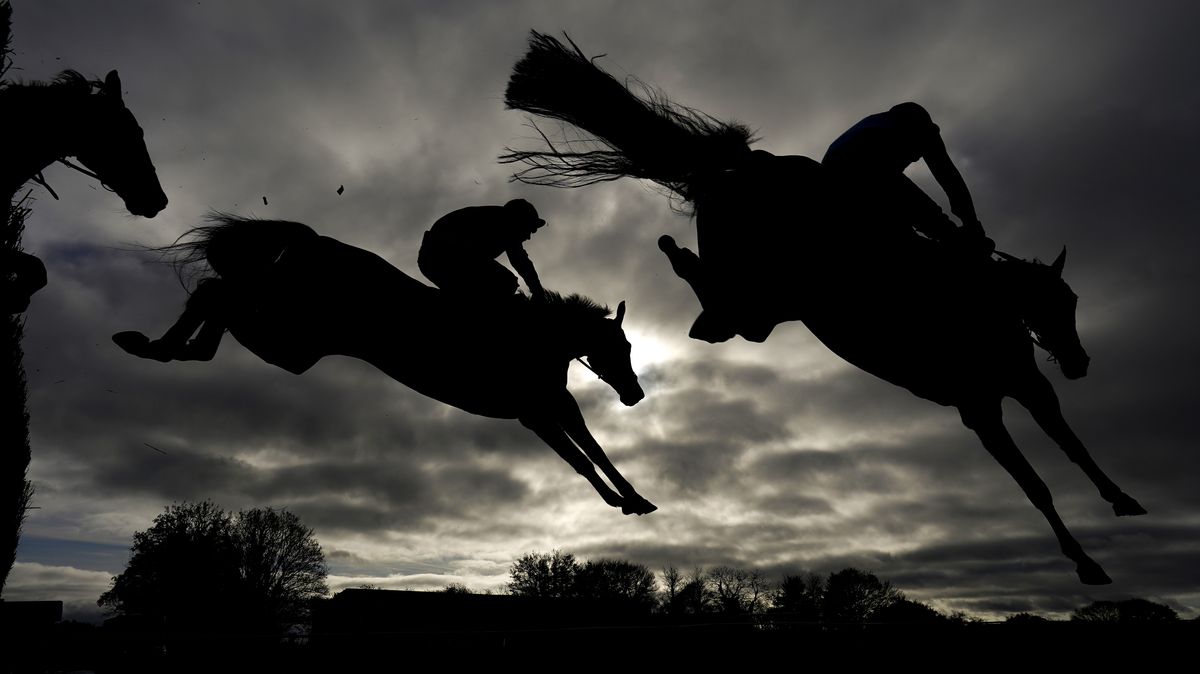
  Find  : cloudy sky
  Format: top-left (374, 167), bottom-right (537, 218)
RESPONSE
top-left (6, 1), bottom-right (1198, 622)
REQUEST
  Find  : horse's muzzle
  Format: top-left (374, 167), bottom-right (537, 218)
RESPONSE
top-left (1061, 354), bottom-right (1090, 380)
top-left (620, 384), bottom-right (645, 406)
top-left (127, 190), bottom-right (168, 218)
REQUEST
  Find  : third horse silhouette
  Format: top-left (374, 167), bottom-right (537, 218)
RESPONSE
top-left (501, 32), bottom-right (1145, 583)
top-left (0, 70), bottom-right (167, 313)
top-left (114, 212), bottom-right (655, 516)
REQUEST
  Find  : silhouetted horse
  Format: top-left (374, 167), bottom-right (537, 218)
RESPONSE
top-left (1, 70), bottom-right (167, 313)
top-left (114, 215), bottom-right (655, 516)
top-left (501, 32), bottom-right (1144, 583)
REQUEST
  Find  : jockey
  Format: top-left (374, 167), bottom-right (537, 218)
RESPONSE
top-left (418, 198), bottom-right (547, 302)
top-left (822, 102), bottom-right (994, 258)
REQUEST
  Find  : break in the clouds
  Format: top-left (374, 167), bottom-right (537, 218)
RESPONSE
top-left (6, 0), bottom-right (1199, 622)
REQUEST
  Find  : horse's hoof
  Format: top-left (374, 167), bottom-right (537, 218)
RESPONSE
top-left (621, 496), bottom-right (657, 516)
top-left (657, 234), bottom-right (677, 253)
top-left (113, 332), bottom-right (172, 362)
top-left (113, 331), bottom-right (150, 354)
top-left (1076, 559), bottom-right (1113, 585)
top-left (1112, 493), bottom-right (1147, 517)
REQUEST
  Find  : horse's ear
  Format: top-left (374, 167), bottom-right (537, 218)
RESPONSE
top-left (103, 70), bottom-right (123, 101)
top-left (614, 301), bottom-right (626, 326)
top-left (1051, 246), bottom-right (1066, 276)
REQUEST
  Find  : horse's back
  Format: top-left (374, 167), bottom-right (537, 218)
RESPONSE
top-left (222, 231), bottom-right (438, 372)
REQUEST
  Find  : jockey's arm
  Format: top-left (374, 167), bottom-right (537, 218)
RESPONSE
top-left (506, 245), bottom-right (545, 298)
top-left (923, 133), bottom-right (982, 235)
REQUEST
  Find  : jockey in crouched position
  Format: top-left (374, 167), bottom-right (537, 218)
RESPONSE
top-left (823, 101), bottom-right (994, 258)
top-left (418, 198), bottom-right (547, 303)
top-left (670, 101), bottom-right (996, 343)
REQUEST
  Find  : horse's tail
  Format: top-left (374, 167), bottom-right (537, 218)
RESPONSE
top-left (501, 31), bottom-right (756, 210)
top-left (153, 212), bottom-right (318, 290)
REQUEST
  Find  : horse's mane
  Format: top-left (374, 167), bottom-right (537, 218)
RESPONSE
top-left (541, 289), bottom-right (610, 316)
top-left (0, 70), bottom-right (94, 94)
top-left (501, 31), bottom-right (757, 213)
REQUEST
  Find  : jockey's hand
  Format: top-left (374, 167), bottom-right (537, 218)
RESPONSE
top-left (946, 225), bottom-right (994, 259)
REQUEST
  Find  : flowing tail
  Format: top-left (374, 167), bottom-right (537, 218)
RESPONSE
top-left (150, 213), bottom-right (318, 289)
top-left (501, 31), bottom-right (756, 207)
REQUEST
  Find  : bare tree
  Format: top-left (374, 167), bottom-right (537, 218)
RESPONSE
top-left (709, 566), bottom-right (771, 615)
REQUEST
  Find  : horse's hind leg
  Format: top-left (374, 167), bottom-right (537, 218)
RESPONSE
top-left (113, 277), bottom-right (228, 362)
top-left (959, 400), bottom-right (1112, 585)
top-left (1012, 369), bottom-right (1146, 517)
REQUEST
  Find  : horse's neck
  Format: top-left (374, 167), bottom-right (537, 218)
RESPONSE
top-left (0, 87), bottom-right (81, 196)
top-left (526, 303), bottom-right (593, 362)
top-left (990, 260), bottom-right (1035, 316)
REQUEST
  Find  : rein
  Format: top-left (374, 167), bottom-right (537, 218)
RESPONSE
top-left (28, 158), bottom-right (114, 200)
top-left (992, 250), bottom-right (1060, 363)
top-left (574, 356), bottom-right (605, 381)
top-left (58, 157), bottom-right (114, 191)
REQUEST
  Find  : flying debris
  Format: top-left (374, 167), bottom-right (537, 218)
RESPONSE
top-left (262, 196), bottom-right (268, 206)
top-left (337, 184), bottom-right (344, 195)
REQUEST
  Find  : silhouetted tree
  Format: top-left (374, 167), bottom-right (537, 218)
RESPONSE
top-left (98, 501), bottom-right (327, 632)
top-left (575, 559), bottom-right (657, 610)
top-left (232, 506), bottom-right (328, 625)
top-left (508, 550), bottom-right (579, 598)
top-left (771, 572), bottom-right (824, 624)
top-left (822, 568), bottom-right (901, 625)
top-left (660, 565), bottom-right (682, 612)
top-left (1071, 598), bottom-right (1179, 623)
top-left (676, 567), bottom-right (712, 615)
top-left (1005, 612), bottom-right (1051, 624)
top-left (659, 565), bottom-right (711, 615)
top-left (875, 597), bottom-right (947, 624)
top-left (509, 551), bottom-right (655, 610)
top-left (709, 565), bottom-right (770, 615)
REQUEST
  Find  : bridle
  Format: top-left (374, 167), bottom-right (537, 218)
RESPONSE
top-left (29, 157), bottom-right (115, 201)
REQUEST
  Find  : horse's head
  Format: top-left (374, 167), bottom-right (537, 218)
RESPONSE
top-left (72, 71), bottom-right (167, 218)
top-left (582, 301), bottom-right (645, 406)
top-left (1012, 247), bottom-right (1090, 379)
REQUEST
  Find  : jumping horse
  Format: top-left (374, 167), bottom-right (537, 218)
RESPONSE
top-left (500, 32), bottom-right (1145, 583)
top-left (1, 70), bottom-right (167, 313)
top-left (113, 214), bottom-right (656, 516)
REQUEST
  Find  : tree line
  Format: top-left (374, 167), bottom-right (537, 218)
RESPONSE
top-left (94, 504), bottom-right (1185, 635)
top-left (500, 549), bottom-right (1183, 625)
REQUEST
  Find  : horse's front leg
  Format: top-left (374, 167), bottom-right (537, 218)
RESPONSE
top-left (1011, 368), bottom-right (1146, 517)
top-left (959, 399), bottom-right (1111, 585)
top-left (519, 414), bottom-right (627, 512)
top-left (553, 390), bottom-right (656, 515)
top-left (113, 277), bottom-right (228, 362)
